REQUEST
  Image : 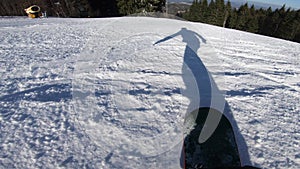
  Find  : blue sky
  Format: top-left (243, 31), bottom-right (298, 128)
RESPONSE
top-left (251, 0), bottom-right (300, 9)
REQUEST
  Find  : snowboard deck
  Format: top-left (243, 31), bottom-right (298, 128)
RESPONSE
top-left (183, 108), bottom-right (241, 169)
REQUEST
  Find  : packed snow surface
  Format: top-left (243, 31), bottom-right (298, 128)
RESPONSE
top-left (0, 16), bottom-right (299, 169)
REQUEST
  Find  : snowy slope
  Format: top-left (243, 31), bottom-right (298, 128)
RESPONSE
top-left (0, 16), bottom-right (299, 169)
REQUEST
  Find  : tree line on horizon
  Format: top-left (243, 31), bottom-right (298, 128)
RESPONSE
top-left (0, 0), bottom-right (165, 17)
top-left (0, 0), bottom-right (115, 17)
top-left (181, 0), bottom-right (300, 43)
top-left (0, 0), bottom-right (298, 42)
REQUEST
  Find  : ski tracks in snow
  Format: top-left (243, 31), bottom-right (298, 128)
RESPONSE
top-left (204, 28), bottom-right (300, 168)
top-left (0, 17), bottom-right (299, 169)
top-left (72, 22), bottom-right (190, 168)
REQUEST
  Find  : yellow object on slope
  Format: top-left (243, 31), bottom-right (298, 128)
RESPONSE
top-left (24, 5), bottom-right (41, 18)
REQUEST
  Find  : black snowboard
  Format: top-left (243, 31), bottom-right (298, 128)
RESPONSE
top-left (182, 108), bottom-right (241, 169)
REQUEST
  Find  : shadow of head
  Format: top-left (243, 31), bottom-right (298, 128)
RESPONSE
top-left (154, 28), bottom-right (206, 52)
top-left (179, 28), bottom-right (206, 52)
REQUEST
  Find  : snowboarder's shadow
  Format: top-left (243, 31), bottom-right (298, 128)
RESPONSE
top-left (154, 28), bottom-right (251, 168)
top-left (154, 28), bottom-right (211, 113)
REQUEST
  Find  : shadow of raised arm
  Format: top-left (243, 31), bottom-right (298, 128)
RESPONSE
top-left (195, 32), bottom-right (207, 44)
top-left (153, 32), bottom-right (181, 45)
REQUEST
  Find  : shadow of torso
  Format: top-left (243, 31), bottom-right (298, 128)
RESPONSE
top-left (154, 28), bottom-right (251, 168)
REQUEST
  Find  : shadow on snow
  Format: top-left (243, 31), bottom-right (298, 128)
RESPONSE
top-left (155, 28), bottom-right (251, 168)
top-left (0, 83), bottom-right (71, 102)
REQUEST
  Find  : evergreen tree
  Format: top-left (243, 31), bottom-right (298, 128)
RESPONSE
top-left (227, 7), bottom-right (238, 29)
top-left (117, 0), bottom-right (165, 15)
top-left (185, 0), bottom-right (201, 22)
top-left (259, 7), bottom-right (273, 36)
top-left (148, 0), bottom-right (165, 12)
top-left (245, 5), bottom-right (259, 33)
top-left (256, 8), bottom-right (268, 33)
top-left (275, 8), bottom-right (297, 40)
top-left (292, 10), bottom-right (300, 42)
top-left (117, 0), bottom-right (137, 15)
top-left (207, 0), bottom-right (217, 25)
top-left (215, 0), bottom-right (226, 27)
top-left (199, 0), bottom-right (209, 23)
top-left (223, 1), bottom-right (232, 27)
top-left (272, 5), bottom-right (287, 36)
top-left (236, 3), bottom-right (250, 31)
